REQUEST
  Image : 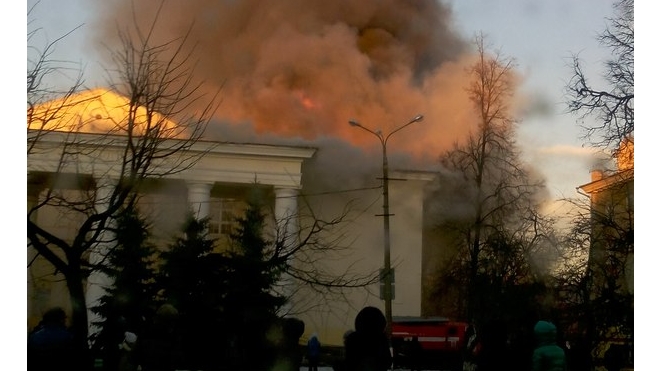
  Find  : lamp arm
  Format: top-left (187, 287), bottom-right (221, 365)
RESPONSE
top-left (384, 115), bottom-right (423, 144)
top-left (385, 121), bottom-right (414, 144)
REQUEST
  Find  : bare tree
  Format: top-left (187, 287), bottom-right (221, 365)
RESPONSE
top-left (278, 195), bottom-right (382, 316)
top-left (563, 2), bottom-right (634, 366)
top-left (27, 2), bottom-right (85, 154)
top-left (427, 34), bottom-right (551, 323)
top-left (27, 2), bottom-right (219, 358)
top-left (566, 0), bottom-right (634, 155)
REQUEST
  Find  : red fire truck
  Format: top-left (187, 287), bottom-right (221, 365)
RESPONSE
top-left (391, 316), bottom-right (469, 371)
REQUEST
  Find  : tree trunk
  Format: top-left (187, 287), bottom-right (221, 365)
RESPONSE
top-left (66, 263), bottom-right (93, 370)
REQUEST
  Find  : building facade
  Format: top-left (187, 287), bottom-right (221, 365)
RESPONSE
top-left (27, 89), bottom-right (434, 346)
top-left (578, 139), bottom-right (633, 298)
top-left (577, 138), bottom-right (634, 367)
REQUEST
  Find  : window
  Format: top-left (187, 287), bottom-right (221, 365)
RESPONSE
top-left (209, 197), bottom-right (244, 237)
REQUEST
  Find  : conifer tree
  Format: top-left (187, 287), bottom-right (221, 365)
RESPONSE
top-left (222, 189), bottom-right (288, 370)
top-left (158, 215), bottom-right (216, 309)
top-left (89, 207), bottom-right (157, 371)
top-left (157, 213), bottom-right (223, 370)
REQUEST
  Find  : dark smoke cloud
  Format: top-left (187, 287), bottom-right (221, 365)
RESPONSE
top-left (89, 0), bottom-right (484, 171)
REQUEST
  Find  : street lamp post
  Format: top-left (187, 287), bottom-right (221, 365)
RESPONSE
top-left (348, 114), bottom-right (424, 341)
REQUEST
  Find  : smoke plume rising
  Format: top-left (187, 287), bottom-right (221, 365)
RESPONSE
top-left (89, 0), bottom-right (486, 173)
top-left (83, 1), bottom-right (559, 327)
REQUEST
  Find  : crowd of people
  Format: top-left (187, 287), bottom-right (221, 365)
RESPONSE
top-left (30, 305), bottom-right (609, 371)
top-left (462, 319), bottom-right (570, 371)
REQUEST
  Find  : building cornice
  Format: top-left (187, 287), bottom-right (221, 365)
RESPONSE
top-left (390, 169), bottom-right (437, 182)
top-left (28, 130), bottom-right (317, 189)
top-left (577, 168), bottom-right (634, 195)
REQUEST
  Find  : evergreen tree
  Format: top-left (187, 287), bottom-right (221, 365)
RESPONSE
top-left (157, 213), bottom-right (224, 370)
top-left (158, 214), bottom-right (216, 310)
top-left (156, 190), bottom-right (297, 370)
top-left (222, 190), bottom-right (288, 370)
top-left (89, 207), bottom-right (158, 371)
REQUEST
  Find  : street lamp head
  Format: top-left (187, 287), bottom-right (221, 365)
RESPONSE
top-left (348, 119), bottom-right (361, 127)
top-left (411, 114), bottom-right (424, 123)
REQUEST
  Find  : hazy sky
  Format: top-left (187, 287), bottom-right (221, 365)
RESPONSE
top-left (448, 0), bottom-right (618, 199)
top-left (26, 0), bottom-right (620, 204)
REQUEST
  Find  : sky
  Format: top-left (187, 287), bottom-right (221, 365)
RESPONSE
top-left (449, 0), bottom-right (617, 198)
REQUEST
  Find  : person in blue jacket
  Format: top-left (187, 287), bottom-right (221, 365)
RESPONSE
top-left (307, 333), bottom-right (321, 371)
top-left (28, 307), bottom-right (75, 371)
top-left (532, 320), bottom-right (567, 371)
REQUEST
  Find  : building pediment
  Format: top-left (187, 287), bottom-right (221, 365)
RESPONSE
top-left (28, 88), bottom-right (316, 188)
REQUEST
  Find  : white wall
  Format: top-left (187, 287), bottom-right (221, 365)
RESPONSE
top-left (293, 171), bottom-right (433, 346)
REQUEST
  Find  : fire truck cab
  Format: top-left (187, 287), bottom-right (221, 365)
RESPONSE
top-left (391, 316), bottom-right (468, 371)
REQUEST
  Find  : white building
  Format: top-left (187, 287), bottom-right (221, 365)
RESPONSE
top-left (27, 89), bottom-right (434, 346)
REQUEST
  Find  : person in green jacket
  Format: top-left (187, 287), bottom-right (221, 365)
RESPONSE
top-left (532, 321), bottom-right (567, 371)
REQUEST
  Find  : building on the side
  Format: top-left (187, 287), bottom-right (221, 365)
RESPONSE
top-left (578, 138), bottom-right (633, 296)
top-left (576, 138), bottom-right (634, 366)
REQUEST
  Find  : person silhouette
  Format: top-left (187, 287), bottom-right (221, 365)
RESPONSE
top-left (135, 304), bottom-right (184, 371)
top-left (27, 307), bottom-right (75, 371)
top-left (531, 320), bottom-right (567, 371)
top-left (408, 337), bottom-right (423, 371)
top-left (344, 306), bottom-right (392, 371)
top-left (307, 333), bottom-right (321, 371)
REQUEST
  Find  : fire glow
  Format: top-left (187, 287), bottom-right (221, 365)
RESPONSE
top-left (28, 89), bottom-right (182, 138)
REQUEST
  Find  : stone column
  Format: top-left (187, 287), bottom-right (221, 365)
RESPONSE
top-left (186, 181), bottom-right (213, 220)
top-left (274, 187), bottom-right (299, 313)
top-left (86, 177), bottom-right (116, 338)
top-left (27, 183), bottom-right (44, 220)
top-left (27, 181), bottom-right (45, 327)
top-left (274, 188), bottom-right (300, 247)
